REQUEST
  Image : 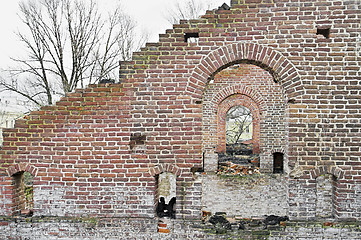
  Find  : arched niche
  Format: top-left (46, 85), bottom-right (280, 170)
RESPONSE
top-left (6, 163), bottom-right (37, 216)
top-left (202, 63), bottom-right (286, 173)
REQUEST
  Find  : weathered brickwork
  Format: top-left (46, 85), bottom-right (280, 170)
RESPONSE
top-left (202, 64), bottom-right (286, 171)
top-left (0, 0), bottom-right (360, 238)
top-left (201, 173), bottom-right (288, 217)
top-left (1, 217), bottom-right (361, 240)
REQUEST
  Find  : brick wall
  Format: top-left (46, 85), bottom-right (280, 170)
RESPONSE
top-left (201, 173), bottom-right (288, 218)
top-left (202, 64), bottom-right (285, 172)
top-left (1, 217), bottom-right (361, 240)
top-left (0, 0), bottom-right (360, 238)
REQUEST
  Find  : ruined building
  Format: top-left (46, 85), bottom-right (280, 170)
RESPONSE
top-left (0, 0), bottom-right (360, 239)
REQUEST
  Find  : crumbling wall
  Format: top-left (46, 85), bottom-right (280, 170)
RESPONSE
top-left (0, 0), bottom-right (360, 238)
top-left (201, 173), bottom-right (288, 218)
top-left (0, 85), bottom-right (160, 217)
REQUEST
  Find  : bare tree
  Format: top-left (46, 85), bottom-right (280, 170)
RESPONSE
top-left (0, 0), bottom-right (147, 107)
top-left (226, 106), bottom-right (252, 144)
top-left (165, 0), bottom-right (217, 25)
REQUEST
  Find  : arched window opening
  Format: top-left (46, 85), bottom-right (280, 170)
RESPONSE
top-left (218, 105), bottom-right (260, 174)
top-left (155, 172), bottom-right (176, 219)
top-left (316, 174), bottom-right (336, 219)
top-left (13, 171), bottom-right (34, 216)
top-left (273, 152), bottom-right (284, 174)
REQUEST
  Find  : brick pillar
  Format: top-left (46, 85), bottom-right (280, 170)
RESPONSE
top-left (204, 152), bottom-right (218, 172)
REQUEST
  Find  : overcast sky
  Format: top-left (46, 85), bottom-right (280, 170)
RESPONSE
top-left (0, 0), bottom-right (229, 69)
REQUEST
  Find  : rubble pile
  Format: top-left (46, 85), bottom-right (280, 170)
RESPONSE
top-left (203, 213), bottom-right (290, 234)
top-left (226, 142), bottom-right (253, 155)
top-left (217, 161), bottom-right (260, 176)
top-left (208, 214), bottom-right (232, 234)
top-left (218, 142), bottom-right (260, 174)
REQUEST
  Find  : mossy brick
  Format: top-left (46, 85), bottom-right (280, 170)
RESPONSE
top-left (0, 0), bottom-right (360, 238)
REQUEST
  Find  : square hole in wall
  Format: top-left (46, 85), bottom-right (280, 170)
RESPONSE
top-left (184, 32), bottom-right (199, 43)
top-left (317, 28), bottom-right (330, 39)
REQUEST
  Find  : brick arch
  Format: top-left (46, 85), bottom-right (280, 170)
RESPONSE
top-left (309, 165), bottom-right (344, 219)
top-left (6, 163), bottom-right (37, 215)
top-left (217, 94), bottom-right (261, 153)
top-left (186, 42), bottom-right (302, 99)
top-left (211, 85), bottom-right (266, 113)
top-left (6, 163), bottom-right (38, 177)
top-left (271, 148), bottom-right (286, 155)
top-left (310, 166), bottom-right (344, 180)
top-left (149, 163), bottom-right (182, 177)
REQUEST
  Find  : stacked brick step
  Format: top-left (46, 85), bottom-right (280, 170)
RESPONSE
top-left (158, 219), bottom-right (171, 234)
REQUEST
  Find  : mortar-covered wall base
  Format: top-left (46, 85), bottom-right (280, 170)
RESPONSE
top-left (201, 173), bottom-right (288, 218)
top-left (1, 217), bottom-right (361, 240)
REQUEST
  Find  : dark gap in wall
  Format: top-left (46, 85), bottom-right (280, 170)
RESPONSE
top-left (184, 32), bottom-right (199, 43)
top-left (273, 152), bottom-right (284, 174)
top-left (317, 28), bottom-right (330, 39)
top-left (155, 174), bottom-right (160, 216)
top-left (191, 166), bottom-right (204, 174)
top-left (287, 98), bottom-right (296, 104)
top-left (331, 175), bottom-right (338, 218)
top-left (203, 152), bottom-right (205, 171)
top-left (99, 79), bottom-right (115, 84)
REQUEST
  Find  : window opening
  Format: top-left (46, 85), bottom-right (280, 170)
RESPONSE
top-left (273, 152), bottom-right (284, 174)
top-left (218, 106), bottom-right (260, 175)
top-left (184, 32), bottom-right (199, 43)
top-left (13, 171), bottom-right (34, 215)
top-left (317, 28), bottom-right (330, 39)
top-left (156, 172), bottom-right (176, 219)
top-left (226, 105), bottom-right (252, 145)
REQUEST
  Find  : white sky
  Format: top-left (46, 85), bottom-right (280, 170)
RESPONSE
top-left (0, 0), bottom-right (229, 68)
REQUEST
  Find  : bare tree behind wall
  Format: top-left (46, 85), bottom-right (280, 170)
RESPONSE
top-left (0, 0), bottom-right (147, 107)
top-left (226, 106), bottom-right (252, 145)
top-left (165, 0), bottom-right (218, 25)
